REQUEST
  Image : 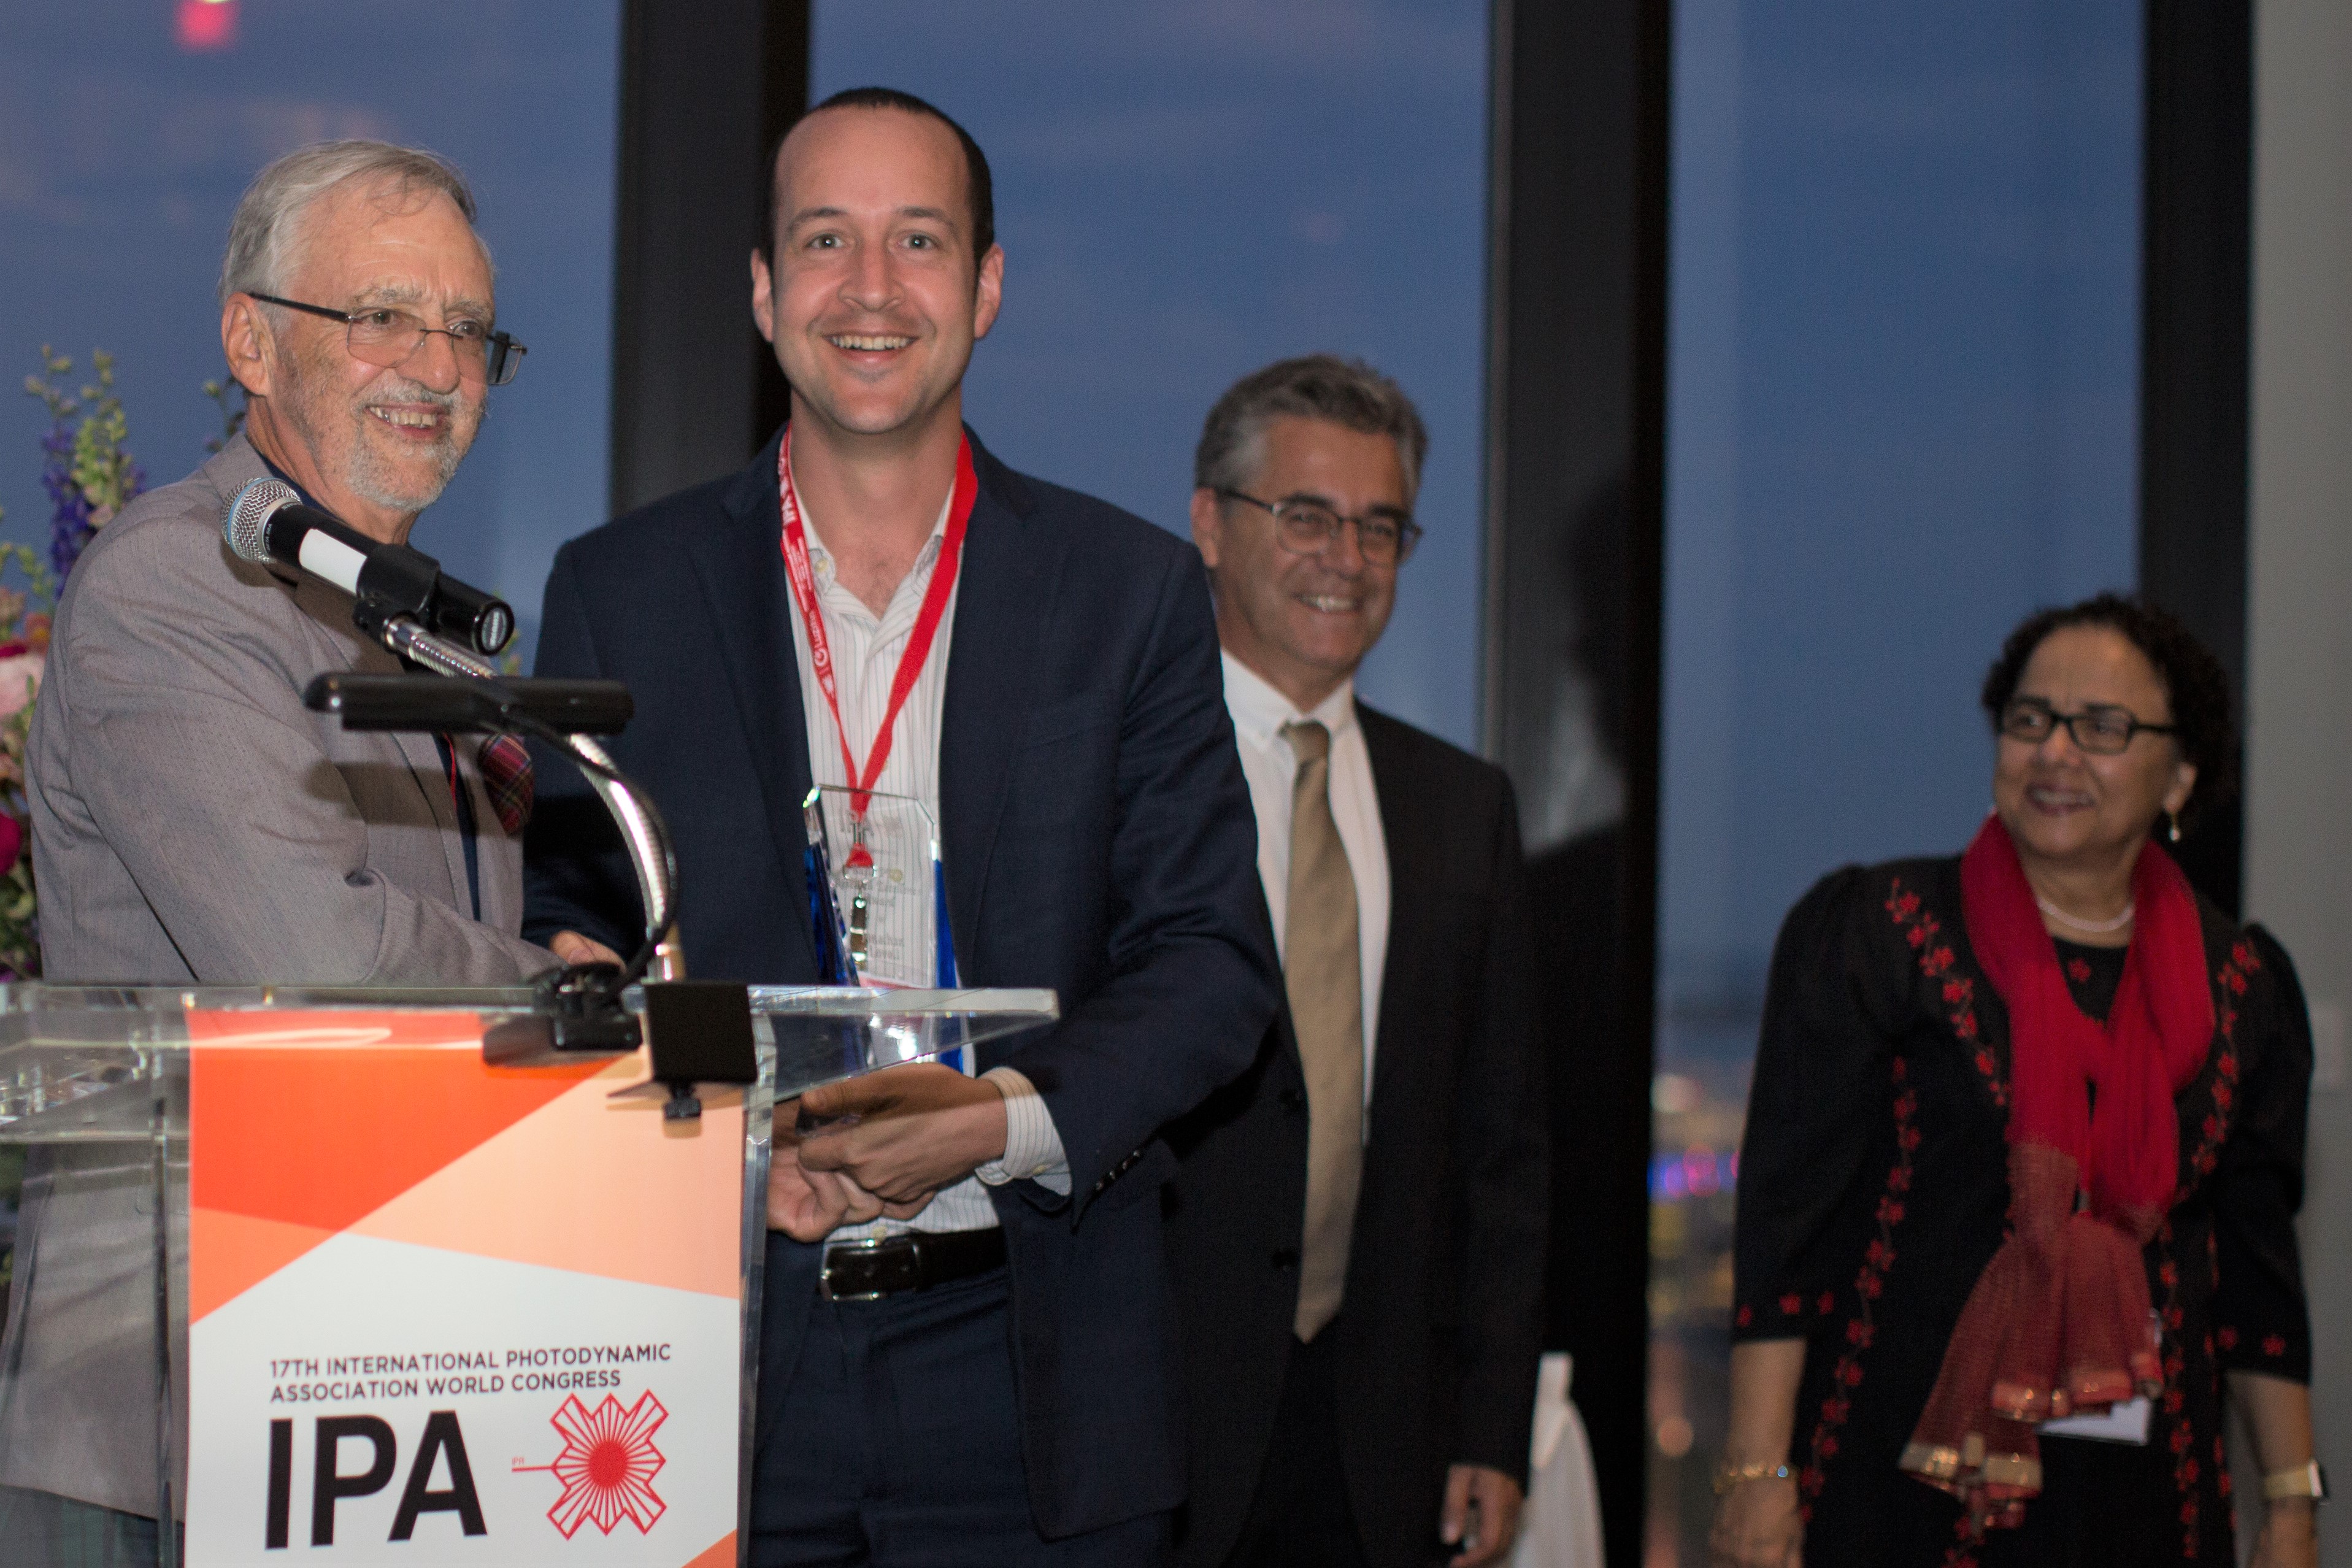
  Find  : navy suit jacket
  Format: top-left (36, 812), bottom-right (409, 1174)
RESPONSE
top-left (523, 426), bottom-right (1280, 1536)
top-left (1164, 706), bottom-right (1548, 1568)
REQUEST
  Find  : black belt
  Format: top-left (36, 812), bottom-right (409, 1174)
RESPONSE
top-left (819, 1228), bottom-right (1006, 1302)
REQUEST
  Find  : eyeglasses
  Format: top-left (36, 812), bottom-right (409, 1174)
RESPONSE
top-left (248, 293), bottom-right (527, 387)
top-left (1216, 490), bottom-right (1422, 566)
top-left (1998, 699), bottom-right (2177, 755)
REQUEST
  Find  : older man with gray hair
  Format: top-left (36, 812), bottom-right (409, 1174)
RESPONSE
top-left (4, 139), bottom-right (609, 1555)
top-left (30, 137), bottom-right (613, 983)
top-left (1166, 354), bottom-right (1547, 1568)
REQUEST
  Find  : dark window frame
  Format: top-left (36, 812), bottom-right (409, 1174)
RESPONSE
top-left (609, 0), bottom-right (810, 516)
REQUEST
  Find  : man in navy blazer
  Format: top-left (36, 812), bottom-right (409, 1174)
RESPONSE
top-left (525, 90), bottom-right (1278, 1564)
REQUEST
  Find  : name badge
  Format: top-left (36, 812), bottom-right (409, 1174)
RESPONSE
top-left (2039, 1396), bottom-right (2151, 1445)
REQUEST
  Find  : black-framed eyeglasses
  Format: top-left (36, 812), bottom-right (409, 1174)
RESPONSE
top-left (1998, 698), bottom-right (2177, 756)
top-left (1216, 489), bottom-right (1422, 567)
top-left (248, 293), bottom-right (526, 387)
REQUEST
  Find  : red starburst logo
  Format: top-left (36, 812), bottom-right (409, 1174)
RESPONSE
top-left (515, 1391), bottom-right (669, 1537)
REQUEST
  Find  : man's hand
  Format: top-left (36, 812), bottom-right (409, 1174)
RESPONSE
top-left (1441, 1464), bottom-right (1524, 1567)
top-left (792, 1063), bottom-right (1009, 1210)
top-left (550, 930), bottom-right (624, 967)
top-left (767, 1100), bottom-right (888, 1240)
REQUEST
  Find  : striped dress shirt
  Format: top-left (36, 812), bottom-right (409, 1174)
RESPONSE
top-left (785, 484), bottom-right (1070, 1238)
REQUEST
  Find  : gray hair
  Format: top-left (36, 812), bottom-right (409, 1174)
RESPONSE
top-left (218, 140), bottom-right (482, 307)
top-left (1194, 354), bottom-right (1429, 506)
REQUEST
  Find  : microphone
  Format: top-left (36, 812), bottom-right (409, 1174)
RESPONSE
top-left (221, 477), bottom-right (514, 656)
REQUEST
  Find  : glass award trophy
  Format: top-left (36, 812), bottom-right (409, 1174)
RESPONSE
top-left (801, 784), bottom-right (948, 990)
top-left (802, 784), bottom-right (969, 1070)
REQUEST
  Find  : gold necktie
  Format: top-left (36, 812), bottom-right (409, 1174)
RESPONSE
top-left (1282, 719), bottom-right (1364, 1342)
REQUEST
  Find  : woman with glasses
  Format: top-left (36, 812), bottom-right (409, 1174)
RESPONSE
top-left (1710, 594), bottom-right (2319, 1568)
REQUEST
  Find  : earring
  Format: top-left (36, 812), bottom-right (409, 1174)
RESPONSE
top-left (2169, 811), bottom-right (2182, 844)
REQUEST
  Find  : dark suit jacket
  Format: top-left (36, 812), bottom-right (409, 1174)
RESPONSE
top-left (1164, 704), bottom-right (1548, 1568)
top-left (523, 426), bottom-right (1281, 1537)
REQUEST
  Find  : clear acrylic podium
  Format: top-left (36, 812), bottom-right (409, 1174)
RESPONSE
top-left (0, 982), bottom-right (1057, 1567)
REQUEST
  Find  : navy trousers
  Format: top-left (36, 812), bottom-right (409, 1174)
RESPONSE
top-left (1223, 1331), bottom-right (1372, 1568)
top-left (750, 1234), bottom-right (1170, 1567)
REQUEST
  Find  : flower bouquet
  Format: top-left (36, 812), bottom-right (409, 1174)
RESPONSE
top-left (0, 548), bottom-right (52, 981)
top-left (0, 348), bottom-right (152, 978)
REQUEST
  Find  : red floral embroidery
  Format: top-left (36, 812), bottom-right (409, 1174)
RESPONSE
top-left (1886, 879), bottom-right (2002, 1106)
top-left (2263, 1334), bottom-right (2287, 1358)
top-left (1795, 879), bottom-right (1994, 1520)
top-left (1780, 1292), bottom-right (1802, 1316)
top-left (1735, 1304), bottom-right (1753, 1328)
top-left (2143, 934), bottom-right (2261, 1564)
top-left (2184, 948), bottom-right (2250, 1188)
top-left (2066, 956), bottom-right (2093, 984)
top-left (1800, 1036), bottom-right (1918, 1519)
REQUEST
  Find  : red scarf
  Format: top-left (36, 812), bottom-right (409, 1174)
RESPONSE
top-left (1899, 818), bottom-right (2213, 1532)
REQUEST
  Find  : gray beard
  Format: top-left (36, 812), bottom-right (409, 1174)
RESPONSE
top-left (347, 372), bottom-right (471, 513)
top-left (279, 349), bottom-right (472, 514)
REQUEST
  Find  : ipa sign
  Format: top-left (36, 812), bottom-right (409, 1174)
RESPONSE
top-left (182, 1011), bottom-right (743, 1567)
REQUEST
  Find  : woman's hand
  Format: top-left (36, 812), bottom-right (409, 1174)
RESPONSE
top-left (1708, 1474), bottom-right (1802, 1568)
top-left (1712, 1340), bottom-right (1807, 1566)
top-left (2249, 1500), bottom-right (2317, 1568)
top-left (2229, 1372), bottom-right (2320, 1568)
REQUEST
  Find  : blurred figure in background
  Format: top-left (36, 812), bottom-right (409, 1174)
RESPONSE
top-left (1712, 594), bottom-right (2318, 1568)
top-left (1167, 355), bottom-right (1548, 1568)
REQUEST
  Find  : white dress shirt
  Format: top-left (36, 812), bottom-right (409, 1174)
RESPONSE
top-left (785, 482), bottom-right (1070, 1239)
top-left (1220, 652), bottom-right (1390, 1103)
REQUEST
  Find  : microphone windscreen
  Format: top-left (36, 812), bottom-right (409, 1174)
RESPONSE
top-left (222, 477), bottom-right (297, 564)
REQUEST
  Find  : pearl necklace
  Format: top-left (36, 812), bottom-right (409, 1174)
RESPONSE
top-left (2036, 894), bottom-right (2135, 934)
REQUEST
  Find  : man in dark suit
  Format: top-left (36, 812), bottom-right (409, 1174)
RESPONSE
top-left (1169, 356), bottom-right (1548, 1568)
top-left (525, 89), bottom-right (1278, 1565)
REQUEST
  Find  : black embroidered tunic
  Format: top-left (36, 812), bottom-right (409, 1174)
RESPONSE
top-left (1732, 857), bottom-right (2313, 1566)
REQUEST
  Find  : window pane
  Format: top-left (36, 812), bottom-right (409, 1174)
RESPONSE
top-left (810, 2), bottom-right (1491, 747)
top-left (1651, 2), bottom-right (2143, 1557)
top-left (0, 0), bottom-right (620, 663)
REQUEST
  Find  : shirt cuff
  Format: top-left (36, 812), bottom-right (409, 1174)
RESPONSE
top-left (975, 1066), bottom-right (1071, 1194)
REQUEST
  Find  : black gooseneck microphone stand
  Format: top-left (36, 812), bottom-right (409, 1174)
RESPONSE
top-left (303, 617), bottom-right (752, 1118)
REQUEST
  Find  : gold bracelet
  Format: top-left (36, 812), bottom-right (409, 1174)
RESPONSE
top-left (1713, 1460), bottom-right (1794, 1496)
top-left (2262, 1461), bottom-right (2328, 1502)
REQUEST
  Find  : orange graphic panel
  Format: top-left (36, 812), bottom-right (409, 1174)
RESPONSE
top-left (187, 1208), bottom-right (337, 1323)
top-left (187, 1010), bottom-right (605, 1318)
top-left (350, 1063), bottom-right (743, 1298)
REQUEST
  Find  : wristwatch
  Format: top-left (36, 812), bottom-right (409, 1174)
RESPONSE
top-left (2262, 1461), bottom-right (2329, 1502)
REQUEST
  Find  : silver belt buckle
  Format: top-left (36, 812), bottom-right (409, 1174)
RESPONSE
top-left (820, 1235), bottom-right (920, 1302)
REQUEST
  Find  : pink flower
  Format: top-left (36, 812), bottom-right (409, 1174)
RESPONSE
top-left (0, 648), bottom-right (42, 719)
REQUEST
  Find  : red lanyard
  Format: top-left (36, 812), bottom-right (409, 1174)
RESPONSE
top-left (778, 429), bottom-right (977, 867)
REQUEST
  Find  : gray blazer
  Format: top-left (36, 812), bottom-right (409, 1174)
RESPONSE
top-left (4, 437), bottom-right (554, 1518)
top-left (28, 435), bottom-right (553, 984)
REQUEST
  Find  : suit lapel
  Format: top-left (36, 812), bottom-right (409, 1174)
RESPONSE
top-left (220, 435), bottom-right (473, 913)
top-left (939, 440), bottom-right (1053, 970)
top-left (285, 570), bottom-right (471, 911)
top-left (680, 433), bottom-right (818, 977)
top-left (1357, 705), bottom-right (1429, 1109)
